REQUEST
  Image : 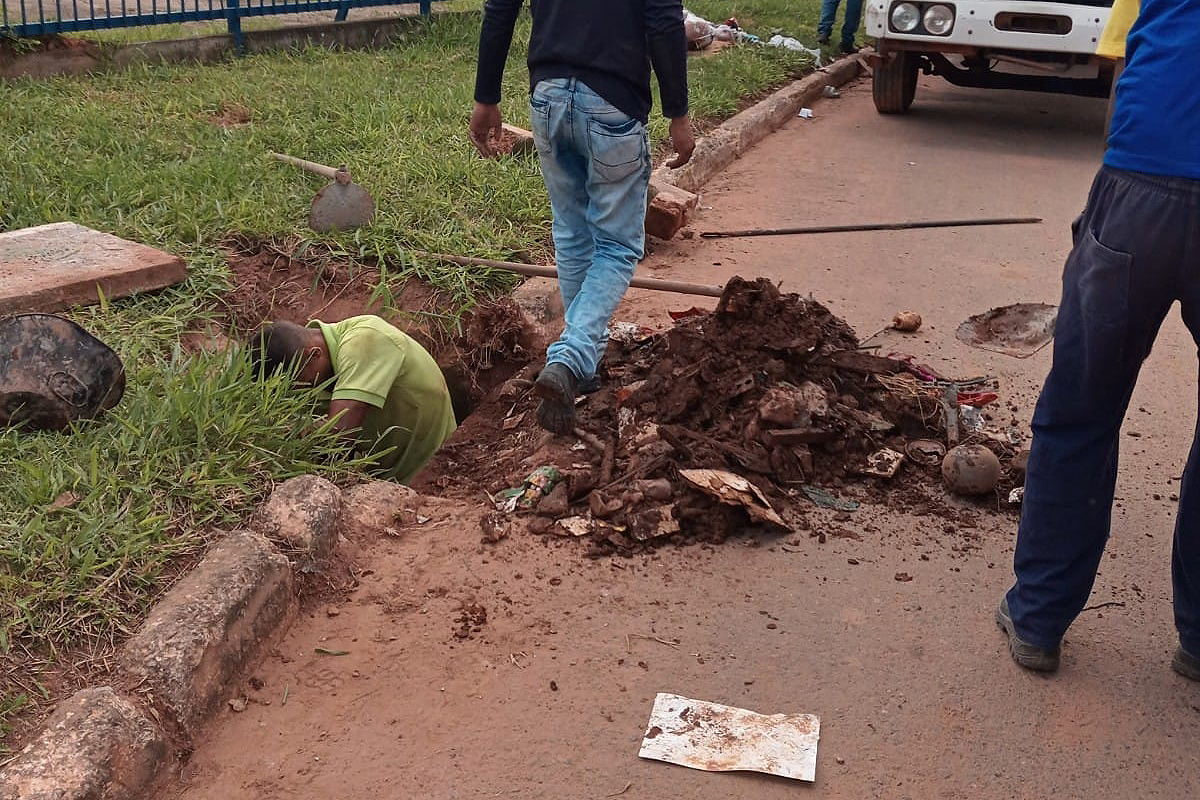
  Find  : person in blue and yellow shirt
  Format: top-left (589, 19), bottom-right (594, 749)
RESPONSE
top-left (999, 0), bottom-right (1200, 683)
top-left (1097, 0), bottom-right (1139, 137)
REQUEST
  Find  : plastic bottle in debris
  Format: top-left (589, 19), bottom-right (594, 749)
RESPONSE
top-left (766, 35), bottom-right (822, 66)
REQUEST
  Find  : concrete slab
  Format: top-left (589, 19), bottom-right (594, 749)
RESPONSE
top-left (0, 222), bottom-right (187, 315)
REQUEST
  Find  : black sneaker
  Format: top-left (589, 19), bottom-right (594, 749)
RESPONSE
top-left (578, 374), bottom-right (602, 394)
top-left (817, 32), bottom-right (830, 45)
top-left (996, 596), bottom-right (1061, 673)
top-left (533, 362), bottom-right (578, 435)
top-left (839, 41), bottom-right (860, 55)
top-left (1172, 645), bottom-right (1200, 681)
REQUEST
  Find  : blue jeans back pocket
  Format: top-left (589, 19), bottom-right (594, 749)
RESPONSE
top-left (587, 116), bottom-right (646, 183)
top-left (529, 95), bottom-right (551, 153)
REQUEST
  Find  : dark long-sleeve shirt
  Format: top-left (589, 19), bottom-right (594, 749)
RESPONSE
top-left (474, 0), bottom-right (689, 124)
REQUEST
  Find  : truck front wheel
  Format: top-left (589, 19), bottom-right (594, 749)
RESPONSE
top-left (873, 51), bottom-right (919, 114)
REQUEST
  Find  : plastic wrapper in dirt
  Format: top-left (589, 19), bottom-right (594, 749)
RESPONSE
top-left (960, 404), bottom-right (985, 433)
top-left (767, 35), bottom-right (823, 66)
top-left (684, 10), bottom-right (715, 49)
top-left (494, 465), bottom-right (562, 512)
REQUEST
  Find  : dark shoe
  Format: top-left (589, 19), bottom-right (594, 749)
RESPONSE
top-left (577, 374), bottom-right (602, 394)
top-left (839, 41), bottom-right (860, 55)
top-left (533, 362), bottom-right (578, 435)
top-left (996, 596), bottom-right (1061, 672)
top-left (1172, 646), bottom-right (1200, 681)
top-left (817, 32), bottom-right (830, 45)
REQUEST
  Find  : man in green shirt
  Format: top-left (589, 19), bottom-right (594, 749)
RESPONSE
top-left (249, 315), bottom-right (460, 484)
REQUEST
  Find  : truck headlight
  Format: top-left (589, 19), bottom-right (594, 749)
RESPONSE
top-left (891, 2), bottom-right (921, 33)
top-left (923, 4), bottom-right (955, 35)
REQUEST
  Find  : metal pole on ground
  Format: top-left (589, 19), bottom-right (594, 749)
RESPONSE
top-left (699, 217), bottom-right (1043, 239)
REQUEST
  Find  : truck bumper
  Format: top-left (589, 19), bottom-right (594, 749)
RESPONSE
top-left (866, 1), bottom-right (1111, 55)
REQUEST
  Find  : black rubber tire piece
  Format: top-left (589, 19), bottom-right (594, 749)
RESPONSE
top-left (873, 51), bottom-right (919, 115)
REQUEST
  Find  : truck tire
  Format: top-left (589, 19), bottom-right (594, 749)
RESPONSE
top-left (873, 51), bottom-right (919, 114)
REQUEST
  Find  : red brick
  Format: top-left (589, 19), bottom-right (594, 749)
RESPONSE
top-left (645, 180), bottom-right (699, 240)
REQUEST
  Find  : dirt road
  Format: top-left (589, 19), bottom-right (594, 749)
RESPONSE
top-left (170, 77), bottom-right (1200, 798)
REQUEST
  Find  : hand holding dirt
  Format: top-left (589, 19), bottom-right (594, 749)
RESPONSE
top-left (469, 102), bottom-right (503, 158)
top-left (667, 116), bottom-right (696, 169)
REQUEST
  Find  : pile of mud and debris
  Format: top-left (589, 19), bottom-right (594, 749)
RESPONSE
top-left (416, 277), bottom-right (1023, 554)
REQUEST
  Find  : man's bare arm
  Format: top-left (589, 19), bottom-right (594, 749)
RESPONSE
top-left (327, 398), bottom-right (369, 441)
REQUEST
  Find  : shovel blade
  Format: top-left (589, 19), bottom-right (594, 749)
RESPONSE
top-left (309, 181), bottom-right (375, 232)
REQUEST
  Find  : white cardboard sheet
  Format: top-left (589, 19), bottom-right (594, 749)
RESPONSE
top-left (638, 693), bottom-right (820, 782)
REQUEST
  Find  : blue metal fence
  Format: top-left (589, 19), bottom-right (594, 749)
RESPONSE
top-left (2, 0), bottom-right (433, 40)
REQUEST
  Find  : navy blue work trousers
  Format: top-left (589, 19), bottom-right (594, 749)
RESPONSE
top-left (1007, 166), bottom-right (1200, 657)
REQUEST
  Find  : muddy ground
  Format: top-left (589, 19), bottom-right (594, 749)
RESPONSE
top-left (187, 236), bottom-right (534, 405)
top-left (169, 77), bottom-right (1200, 799)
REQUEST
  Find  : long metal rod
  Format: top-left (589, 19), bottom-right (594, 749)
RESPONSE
top-left (700, 216), bottom-right (1043, 239)
top-left (412, 252), bottom-right (725, 298)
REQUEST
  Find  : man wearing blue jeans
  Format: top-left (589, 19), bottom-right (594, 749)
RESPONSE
top-left (998, 0), bottom-right (1200, 682)
top-left (818, 0), bottom-right (864, 54)
top-left (470, 0), bottom-right (694, 434)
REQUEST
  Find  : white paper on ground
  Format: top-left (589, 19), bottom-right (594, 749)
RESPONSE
top-left (638, 693), bottom-right (820, 782)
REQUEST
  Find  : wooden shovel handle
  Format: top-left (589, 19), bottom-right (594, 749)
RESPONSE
top-left (271, 152), bottom-right (340, 181)
top-left (413, 251), bottom-right (725, 298)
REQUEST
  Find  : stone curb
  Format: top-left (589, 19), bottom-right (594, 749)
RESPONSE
top-left (0, 688), bottom-right (167, 800)
top-left (656, 54), bottom-right (866, 196)
top-left (0, 12), bottom-right (472, 81)
top-left (0, 476), bottom-right (352, 800)
top-left (118, 530), bottom-right (297, 742)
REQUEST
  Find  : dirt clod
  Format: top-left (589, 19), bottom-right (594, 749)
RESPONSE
top-left (892, 311), bottom-right (922, 332)
top-left (207, 101), bottom-right (252, 128)
top-left (452, 603), bottom-right (488, 640)
top-left (480, 512), bottom-right (512, 544)
top-left (941, 444), bottom-right (1002, 496)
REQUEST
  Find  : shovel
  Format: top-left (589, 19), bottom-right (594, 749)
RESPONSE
top-left (271, 152), bottom-right (375, 232)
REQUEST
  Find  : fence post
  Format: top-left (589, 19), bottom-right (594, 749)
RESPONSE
top-left (226, 0), bottom-right (244, 54)
top-left (420, 0), bottom-right (431, 15)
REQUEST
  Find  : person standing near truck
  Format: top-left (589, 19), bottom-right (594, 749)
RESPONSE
top-left (997, 0), bottom-right (1200, 682)
top-left (1097, 0), bottom-right (1139, 139)
top-left (817, 0), bottom-right (864, 54)
top-left (469, 0), bottom-right (695, 436)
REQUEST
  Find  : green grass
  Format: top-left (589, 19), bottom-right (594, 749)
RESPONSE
top-left (0, 1), bottom-right (825, 741)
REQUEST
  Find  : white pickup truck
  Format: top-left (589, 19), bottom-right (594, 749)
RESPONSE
top-left (865, 0), bottom-right (1114, 113)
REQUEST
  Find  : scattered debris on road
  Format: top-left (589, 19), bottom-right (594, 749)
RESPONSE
top-left (957, 302), bottom-right (1057, 358)
top-left (452, 602), bottom-right (488, 640)
top-left (419, 277), bottom-right (1023, 554)
top-left (891, 310), bottom-right (923, 332)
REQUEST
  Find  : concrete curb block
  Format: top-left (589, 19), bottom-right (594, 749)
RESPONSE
top-left (0, 688), bottom-right (167, 800)
top-left (656, 55), bottom-right (865, 196)
top-left (1, 12), bottom-right (471, 80)
top-left (0, 477), bottom-right (355, 800)
top-left (253, 475), bottom-right (344, 561)
top-left (119, 530), bottom-right (297, 741)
